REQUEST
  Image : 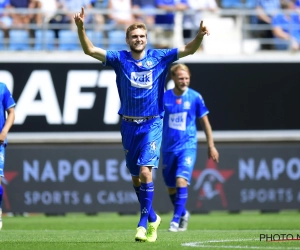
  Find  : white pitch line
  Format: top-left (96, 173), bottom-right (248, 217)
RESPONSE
top-left (191, 239), bottom-right (255, 243)
top-left (186, 230), bottom-right (300, 232)
top-left (182, 245), bottom-right (300, 250)
top-left (182, 239), bottom-right (300, 249)
top-left (182, 239), bottom-right (253, 246)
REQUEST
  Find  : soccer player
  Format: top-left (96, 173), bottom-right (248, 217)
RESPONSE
top-left (162, 63), bottom-right (219, 232)
top-left (0, 82), bottom-right (16, 230)
top-left (74, 7), bottom-right (209, 242)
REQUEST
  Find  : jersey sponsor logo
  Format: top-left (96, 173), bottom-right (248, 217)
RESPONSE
top-left (130, 70), bottom-right (153, 89)
top-left (168, 112), bottom-right (187, 131)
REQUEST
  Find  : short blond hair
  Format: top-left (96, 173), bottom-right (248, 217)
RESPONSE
top-left (170, 64), bottom-right (191, 77)
top-left (126, 23), bottom-right (147, 38)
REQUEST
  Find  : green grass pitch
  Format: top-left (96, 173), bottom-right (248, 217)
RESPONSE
top-left (1, 211), bottom-right (300, 250)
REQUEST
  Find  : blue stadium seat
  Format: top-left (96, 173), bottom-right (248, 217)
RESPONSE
top-left (58, 30), bottom-right (80, 50)
top-left (0, 30), bottom-right (4, 50)
top-left (107, 30), bottom-right (127, 50)
top-left (9, 30), bottom-right (30, 51)
top-left (86, 30), bottom-right (104, 48)
top-left (34, 30), bottom-right (56, 50)
top-left (221, 0), bottom-right (255, 8)
top-left (94, 0), bottom-right (108, 8)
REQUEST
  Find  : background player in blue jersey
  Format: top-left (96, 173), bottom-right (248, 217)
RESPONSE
top-left (74, 7), bottom-right (209, 242)
top-left (0, 82), bottom-right (16, 230)
top-left (162, 64), bottom-right (219, 232)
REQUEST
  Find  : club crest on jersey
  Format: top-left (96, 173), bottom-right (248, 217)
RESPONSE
top-left (146, 61), bottom-right (153, 67)
top-left (131, 70), bottom-right (153, 89)
top-left (176, 98), bottom-right (182, 104)
top-left (183, 101), bottom-right (191, 109)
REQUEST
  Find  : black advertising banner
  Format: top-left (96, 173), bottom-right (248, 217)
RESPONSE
top-left (0, 62), bottom-right (299, 132)
top-left (3, 145), bottom-right (143, 213)
top-left (187, 143), bottom-right (300, 212)
top-left (2, 143), bottom-right (300, 213)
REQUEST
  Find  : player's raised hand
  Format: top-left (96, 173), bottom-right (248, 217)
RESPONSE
top-left (74, 7), bottom-right (85, 27)
top-left (198, 21), bottom-right (210, 37)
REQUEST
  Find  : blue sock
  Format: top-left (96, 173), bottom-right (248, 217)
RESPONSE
top-left (0, 185), bottom-right (3, 208)
top-left (172, 187), bottom-right (188, 224)
top-left (133, 185), bottom-right (157, 223)
top-left (138, 182), bottom-right (156, 228)
top-left (170, 191), bottom-right (187, 217)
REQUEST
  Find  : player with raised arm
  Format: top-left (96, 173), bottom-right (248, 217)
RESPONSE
top-left (74, 7), bottom-right (209, 242)
top-left (162, 63), bottom-right (219, 232)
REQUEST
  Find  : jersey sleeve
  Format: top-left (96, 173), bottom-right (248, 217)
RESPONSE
top-left (102, 50), bottom-right (120, 68)
top-left (2, 84), bottom-right (16, 110)
top-left (196, 93), bottom-right (209, 118)
top-left (159, 48), bottom-right (179, 65)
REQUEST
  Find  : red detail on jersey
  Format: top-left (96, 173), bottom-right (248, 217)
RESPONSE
top-left (176, 98), bottom-right (182, 104)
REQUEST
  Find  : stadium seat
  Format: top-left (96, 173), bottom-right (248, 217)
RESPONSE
top-left (34, 30), bottom-right (56, 51)
top-left (86, 30), bottom-right (104, 48)
top-left (107, 30), bottom-right (127, 50)
top-left (8, 30), bottom-right (30, 51)
top-left (221, 0), bottom-right (255, 8)
top-left (58, 30), bottom-right (80, 50)
top-left (0, 30), bottom-right (4, 50)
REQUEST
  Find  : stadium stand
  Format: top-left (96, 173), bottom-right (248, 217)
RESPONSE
top-left (8, 30), bottom-right (30, 51)
top-left (107, 30), bottom-right (127, 50)
top-left (86, 30), bottom-right (104, 48)
top-left (0, 30), bottom-right (4, 50)
top-left (0, 3), bottom-right (299, 53)
top-left (58, 30), bottom-right (81, 51)
top-left (34, 30), bottom-right (56, 51)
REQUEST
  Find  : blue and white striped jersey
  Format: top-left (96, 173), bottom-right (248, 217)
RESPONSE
top-left (0, 82), bottom-right (16, 145)
top-left (104, 49), bottom-right (178, 117)
top-left (162, 88), bottom-right (209, 152)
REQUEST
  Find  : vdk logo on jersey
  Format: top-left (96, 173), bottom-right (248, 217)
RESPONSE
top-left (130, 71), bottom-right (153, 89)
top-left (168, 112), bottom-right (187, 131)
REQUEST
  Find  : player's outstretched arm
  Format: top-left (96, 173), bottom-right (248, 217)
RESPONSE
top-left (199, 116), bottom-right (219, 163)
top-left (178, 21), bottom-right (210, 59)
top-left (74, 7), bottom-right (106, 62)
